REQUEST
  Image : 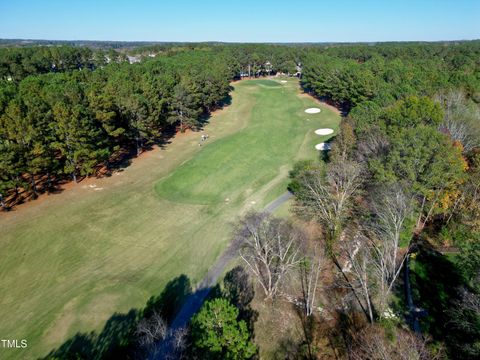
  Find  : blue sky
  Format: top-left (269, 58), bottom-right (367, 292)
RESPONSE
top-left (0, 0), bottom-right (478, 42)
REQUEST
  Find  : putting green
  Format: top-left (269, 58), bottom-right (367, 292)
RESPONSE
top-left (0, 78), bottom-right (339, 359)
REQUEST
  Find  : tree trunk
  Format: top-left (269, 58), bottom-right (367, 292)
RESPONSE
top-left (0, 194), bottom-right (6, 211)
top-left (46, 172), bottom-right (52, 192)
top-left (332, 256), bottom-right (373, 323)
top-left (30, 173), bottom-right (38, 198)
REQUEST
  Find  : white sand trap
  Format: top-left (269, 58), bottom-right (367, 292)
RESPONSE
top-left (305, 108), bottom-right (321, 114)
top-left (251, 201), bottom-right (256, 205)
top-left (315, 143), bottom-right (331, 151)
top-left (280, 80), bottom-right (287, 83)
top-left (315, 128), bottom-right (334, 135)
top-left (88, 184), bottom-right (97, 188)
top-left (93, 187), bottom-right (103, 191)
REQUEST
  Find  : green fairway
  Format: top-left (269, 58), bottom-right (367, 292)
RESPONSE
top-left (156, 80), bottom-right (339, 205)
top-left (0, 78), bottom-right (340, 359)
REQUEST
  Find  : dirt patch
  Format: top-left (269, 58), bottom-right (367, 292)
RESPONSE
top-left (252, 295), bottom-right (304, 358)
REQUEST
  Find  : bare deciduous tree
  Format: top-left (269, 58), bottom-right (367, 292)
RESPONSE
top-left (356, 127), bottom-right (390, 163)
top-left (339, 186), bottom-right (412, 321)
top-left (436, 90), bottom-right (480, 152)
top-left (339, 230), bottom-right (375, 323)
top-left (295, 160), bottom-right (363, 249)
top-left (448, 287), bottom-right (480, 334)
top-left (369, 185), bottom-right (412, 314)
top-left (169, 327), bottom-right (188, 360)
top-left (236, 212), bottom-right (305, 300)
top-left (350, 325), bottom-right (437, 360)
top-left (299, 243), bottom-right (324, 317)
top-left (135, 310), bottom-right (168, 349)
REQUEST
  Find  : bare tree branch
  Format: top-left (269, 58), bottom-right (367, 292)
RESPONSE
top-left (236, 212), bottom-right (305, 300)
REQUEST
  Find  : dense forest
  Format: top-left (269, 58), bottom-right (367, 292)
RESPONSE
top-left (286, 40), bottom-right (480, 359)
top-left (1, 41), bottom-right (480, 359)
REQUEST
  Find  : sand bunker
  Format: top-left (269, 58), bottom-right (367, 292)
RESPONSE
top-left (315, 128), bottom-right (334, 135)
top-left (280, 80), bottom-right (287, 83)
top-left (305, 108), bottom-right (321, 114)
top-left (315, 143), bottom-right (331, 151)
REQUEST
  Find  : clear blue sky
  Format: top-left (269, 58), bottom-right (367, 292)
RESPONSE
top-left (0, 0), bottom-right (478, 42)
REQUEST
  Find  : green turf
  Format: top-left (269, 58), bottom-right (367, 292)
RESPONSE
top-left (0, 78), bottom-right (340, 359)
top-left (156, 79), bottom-right (339, 206)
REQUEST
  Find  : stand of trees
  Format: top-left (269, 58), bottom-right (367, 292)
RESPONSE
top-left (0, 49), bottom-right (233, 208)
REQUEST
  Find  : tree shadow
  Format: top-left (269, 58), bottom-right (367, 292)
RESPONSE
top-left (272, 336), bottom-right (303, 360)
top-left (318, 135), bottom-right (337, 162)
top-left (221, 266), bottom-right (259, 333)
top-left (143, 274), bottom-right (192, 324)
top-left (197, 93), bottom-right (233, 129)
top-left (102, 124), bottom-right (177, 177)
top-left (144, 265), bottom-right (259, 359)
top-left (203, 266), bottom-right (259, 333)
top-left (2, 123), bottom-right (179, 210)
top-left (409, 240), bottom-right (465, 340)
top-left (40, 275), bottom-right (192, 360)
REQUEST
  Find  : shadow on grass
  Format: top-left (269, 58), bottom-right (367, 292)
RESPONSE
top-left (209, 265), bottom-right (258, 333)
top-left (40, 275), bottom-right (192, 360)
top-left (408, 239), bottom-right (480, 359)
top-left (150, 266), bottom-right (259, 359)
top-left (410, 241), bottom-right (464, 339)
top-left (42, 265), bottom-right (259, 360)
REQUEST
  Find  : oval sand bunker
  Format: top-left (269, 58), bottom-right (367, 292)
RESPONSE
top-left (315, 143), bottom-right (331, 151)
top-left (305, 108), bottom-right (321, 114)
top-left (280, 80), bottom-right (288, 83)
top-left (315, 128), bottom-right (334, 135)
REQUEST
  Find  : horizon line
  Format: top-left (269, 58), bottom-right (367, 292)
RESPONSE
top-left (1, 37), bottom-right (479, 45)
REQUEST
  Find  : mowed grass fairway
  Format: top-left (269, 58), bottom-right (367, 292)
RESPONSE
top-left (0, 78), bottom-right (339, 359)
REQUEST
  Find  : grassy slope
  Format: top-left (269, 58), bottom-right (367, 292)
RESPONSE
top-left (0, 78), bottom-right (339, 359)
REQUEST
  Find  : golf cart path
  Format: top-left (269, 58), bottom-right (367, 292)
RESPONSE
top-left (152, 191), bottom-right (292, 358)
